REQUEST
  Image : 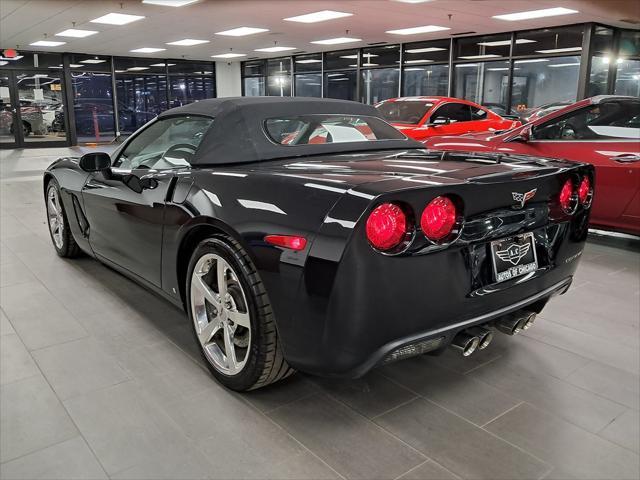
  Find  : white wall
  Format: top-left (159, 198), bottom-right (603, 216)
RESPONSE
top-left (215, 61), bottom-right (242, 97)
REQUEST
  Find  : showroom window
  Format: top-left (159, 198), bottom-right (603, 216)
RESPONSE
top-left (454, 60), bottom-right (510, 113)
top-left (615, 30), bottom-right (640, 97)
top-left (402, 39), bottom-right (450, 97)
top-left (294, 54), bottom-right (322, 97)
top-left (455, 34), bottom-right (511, 61)
top-left (359, 45), bottom-right (400, 104)
top-left (513, 25), bottom-right (583, 57)
top-left (242, 60), bottom-right (266, 96)
top-left (168, 61), bottom-right (215, 108)
top-left (71, 70), bottom-right (116, 143)
top-left (588, 26), bottom-right (614, 97)
top-left (323, 49), bottom-right (358, 101)
top-left (267, 58), bottom-right (292, 96)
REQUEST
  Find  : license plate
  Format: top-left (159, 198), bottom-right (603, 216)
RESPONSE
top-left (490, 232), bottom-right (538, 283)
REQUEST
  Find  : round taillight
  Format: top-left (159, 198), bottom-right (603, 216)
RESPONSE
top-left (366, 203), bottom-right (408, 251)
top-left (421, 196), bottom-right (457, 241)
top-left (559, 179), bottom-right (575, 213)
top-left (578, 176), bottom-right (591, 205)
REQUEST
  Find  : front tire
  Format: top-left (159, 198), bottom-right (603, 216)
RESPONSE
top-left (186, 236), bottom-right (294, 391)
top-left (45, 179), bottom-right (80, 258)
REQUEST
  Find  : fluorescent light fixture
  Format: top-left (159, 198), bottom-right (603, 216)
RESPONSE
top-left (284, 10), bottom-right (352, 23)
top-left (548, 63), bottom-right (580, 68)
top-left (362, 54), bottom-right (378, 58)
top-left (295, 59), bottom-right (322, 63)
top-left (90, 13), bottom-right (145, 25)
top-left (215, 27), bottom-right (268, 36)
top-left (130, 47), bottom-right (166, 53)
top-left (0, 55), bottom-right (23, 61)
top-left (55, 28), bottom-right (98, 38)
top-left (255, 46), bottom-right (296, 53)
top-left (339, 54), bottom-right (358, 59)
top-left (535, 47), bottom-right (582, 54)
top-left (493, 7), bottom-right (578, 21)
top-left (127, 66), bottom-right (150, 71)
top-left (69, 64), bottom-right (83, 68)
top-left (362, 63), bottom-right (378, 67)
top-left (142, 0), bottom-right (199, 6)
top-left (386, 25), bottom-right (450, 35)
top-left (80, 59), bottom-right (107, 64)
top-left (211, 53), bottom-right (246, 58)
top-left (114, 70), bottom-right (126, 73)
top-left (486, 67), bottom-right (510, 71)
top-left (405, 59), bottom-right (434, 64)
top-left (150, 63), bottom-right (176, 66)
top-left (328, 73), bottom-right (346, 77)
top-left (514, 58), bottom-right (549, 64)
top-left (455, 63), bottom-right (478, 68)
top-left (30, 40), bottom-right (66, 47)
top-left (0, 61), bottom-right (8, 66)
top-left (477, 39), bottom-right (535, 47)
top-left (459, 54), bottom-right (502, 60)
top-left (166, 38), bottom-right (209, 46)
top-left (311, 37), bottom-right (361, 45)
top-left (405, 47), bottom-right (446, 53)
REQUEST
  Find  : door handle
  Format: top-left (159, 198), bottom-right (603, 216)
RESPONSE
top-left (85, 180), bottom-right (107, 189)
top-left (610, 154), bottom-right (640, 163)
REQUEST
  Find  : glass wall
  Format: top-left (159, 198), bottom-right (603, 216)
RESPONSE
top-left (242, 60), bottom-right (265, 96)
top-left (615, 30), bottom-right (640, 97)
top-left (359, 45), bottom-right (400, 104)
top-left (294, 53), bottom-right (321, 97)
top-left (267, 58), bottom-right (291, 96)
top-left (588, 26), bottom-right (614, 97)
top-left (71, 71), bottom-right (115, 143)
top-left (402, 39), bottom-right (449, 97)
top-left (323, 49), bottom-right (358, 101)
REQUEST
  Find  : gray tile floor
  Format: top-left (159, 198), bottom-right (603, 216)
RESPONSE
top-left (0, 147), bottom-right (639, 480)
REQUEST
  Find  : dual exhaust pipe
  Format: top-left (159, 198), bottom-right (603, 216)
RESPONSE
top-left (450, 311), bottom-right (536, 357)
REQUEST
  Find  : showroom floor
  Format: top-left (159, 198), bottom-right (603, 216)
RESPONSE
top-left (0, 147), bottom-right (638, 480)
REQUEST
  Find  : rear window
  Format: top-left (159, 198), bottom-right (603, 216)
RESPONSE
top-left (375, 101), bottom-right (433, 125)
top-left (264, 115), bottom-right (406, 146)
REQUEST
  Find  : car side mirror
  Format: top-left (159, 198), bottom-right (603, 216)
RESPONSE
top-left (430, 117), bottom-right (450, 126)
top-left (122, 174), bottom-right (158, 194)
top-left (79, 152), bottom-right (111, 172)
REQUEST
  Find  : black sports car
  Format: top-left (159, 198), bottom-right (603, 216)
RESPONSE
top-left (43, 97), bottom-right (592, 391)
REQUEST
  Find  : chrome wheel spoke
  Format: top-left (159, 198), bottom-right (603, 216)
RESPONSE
top-left (216, 258), bottom-right (229, 297)
top-left (227, 308), bottom-right (250, 329)
top-left (198, 318), bottom-right (221, 345)
top-left (46, 187), bottom-right (64, 249)
top-left (191, 274), bottom-right (221, 309)
top-left (223, 323), bottom-right (238, 373)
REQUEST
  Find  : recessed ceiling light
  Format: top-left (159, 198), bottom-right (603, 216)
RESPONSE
top-left (30, 40), bottom-right (66, 47)
top-left (90, 13), bottom-right (145, 25)
top-left (114, 70), bottom-right (126, 73)
top-left (405, 59), bottom-right (434, 64)
top-left (55, 28), bottom-right (98, 38)
top-left (477, 39), bottom-right (535, 47)
top-left (80, 59), bottom-right (107, 64)
top-left (311, 37), bottom-right (361, 45)
top-left (130, 47), bottom-right (166, 53)
top-left (284, 10), bottom-right (353, 23)
top-left (362, 63), bottom-right (378, 67)
top-left (255, 46), bottom-right (296, 52)
top-left (150, 63), bottom-right (176, 66)
top-left (386, 25), bottom-right (450, 35)
top-left (166, 38), bottom-right (209, 46)
top-left (486, 67), bottom-right (511, 71)
top-left (455, 63), bottom-right (478, 68)
top-left (492, 7), bottom-right (578, 21)
top-left (211, 53), bottom-right (247, 58)
top-left (69, 64), bottom-right (83, 68)
top-left (215, 27), bottom-right (268, 37)
top-left (535, 47), bottom-right (582, 54)
top-left (405, 47), bottom-right (446, 53)
top-left (459, 54), bottom-right (502, 60)
top-left (127, 67), bottom-right (150, 71)
top-left (339, 54), bottom-right (359, 59)
top-left (142, 0), bottom-right (199, 6)
top-left (295, 59), bottom-right (322, 63)
top-left (514, 58), bottom-right (549, 64)
top-left (548, 63), bottom-right (580, 68)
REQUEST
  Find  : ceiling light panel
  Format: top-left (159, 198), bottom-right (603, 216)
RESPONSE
top-left (142, 0), bottom-right (199, 6)
top-left (55, 28), bottom-right (98, 38)
top-left (386, 25), bottom-right (450, 35)
top-left (150, 63), bottom-right (176, 66)
top-left (477, 39), bottom-right (535, 47)
top-left (492, 7), bottom-right (578, 21)
top-left (255, 46), bottom-right (296, 52)
top-left (212, 53), bottom-right (247, 58)
top-left (166, 38), bottom-right (209, 46)
top-left (130, 47), bottom-right (166, 53)
top-left (535, 47), bottom-right (582, 54)
top-left (127, 67), bottom-right (150, 71)
top-left (284, 10), bottom-right (352, 23)
top-left (295, 59), bottom-right (322, 63)
top-left (405, 47), bottom-right (446, 53)
top-left (90, 13), bottom-right (145, 25)
top-left (80, 59), bottom-right (107, 64)
top-left (30, 40), bottom-right (66, 47)
top-left (548, 63), bottom-right (580, 68)
top-left (311, 37), bottom-right (361, 45)
top-left (215, 27), bottom-right (268, 36)
top-left (459, 54), bottom-right (502, 60)
top-left (514, 58), bottom-right (549, 64)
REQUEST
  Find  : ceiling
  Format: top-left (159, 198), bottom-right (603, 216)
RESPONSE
top-left (1, 0), bottom-right (638, 62)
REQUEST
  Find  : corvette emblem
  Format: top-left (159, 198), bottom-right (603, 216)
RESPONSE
top-left (512, 188), bottom-right (537, 208)
top-left (496, 243), bottom-right (531, 266)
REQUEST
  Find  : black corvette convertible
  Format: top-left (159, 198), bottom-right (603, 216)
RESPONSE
top-left (44, 97), bottom-right (592, 391)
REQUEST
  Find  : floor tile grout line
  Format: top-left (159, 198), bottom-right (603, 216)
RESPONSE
top-left (480, 401), bottom-right (524, 428)
top-left (371, 395), bottom-right (420, 420)
top-left (462, 353), bottom-right (504, 374)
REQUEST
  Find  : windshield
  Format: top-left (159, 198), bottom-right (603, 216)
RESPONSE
top-left (375, 101), bottom-right (433, 125)
top-left (264, 115), bottom-right (406, 146)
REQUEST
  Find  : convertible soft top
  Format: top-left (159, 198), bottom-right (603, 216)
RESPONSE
top-left (158, 97), bottom-right (423, 165)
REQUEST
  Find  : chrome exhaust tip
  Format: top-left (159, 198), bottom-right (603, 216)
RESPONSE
top-left (496, 314), bottom-right (525, 336)
top-left (521, 312), bottom-right (536, 331)
top-left (450, 332), bottom-right (481, 357)
top-left (468, 327), bottom-right (493, 350)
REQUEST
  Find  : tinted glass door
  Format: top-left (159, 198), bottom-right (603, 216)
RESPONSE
top-left (0, 74), bottom-right (18, 146)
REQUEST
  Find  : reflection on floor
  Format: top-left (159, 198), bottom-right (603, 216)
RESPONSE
top-left (1, 147), bottom-right (639, 480)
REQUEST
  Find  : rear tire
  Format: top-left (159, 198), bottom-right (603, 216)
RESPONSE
top-left (45, 179), bottom-right (80, 258)
top-left (186, 236), bottom-right (294, 391)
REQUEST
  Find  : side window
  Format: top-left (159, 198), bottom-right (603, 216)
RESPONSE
top-left (114, 115), bottom-right (214, 170)
top-left (431, 103), bottom-right (472, 123)
top-left (471, 106), bottom-right (488, 120)
top-left (533, 102), bottom-right (640, 140)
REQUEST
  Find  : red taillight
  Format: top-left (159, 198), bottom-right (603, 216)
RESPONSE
top-left (366, 203), bottom-right (408, 251)
top-left (264, 235), bottom-right (307, 251)
top-left (559, 179), bottom-right (575, 213)
top-left (578, 176), bottom-right (591, 204)
top-left (421, 196), bottom-right (457, 241)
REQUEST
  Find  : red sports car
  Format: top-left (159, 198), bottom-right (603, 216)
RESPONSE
top-left (424, 96), bottom-right (640, 236)
top-left (375, 96), bottom-right (520, 141)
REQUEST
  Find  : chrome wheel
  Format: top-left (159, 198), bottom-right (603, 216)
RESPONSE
top-left (46, 186), bottom-right (64, 249)
top-left (190, 253), bottom-right (251, 376)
